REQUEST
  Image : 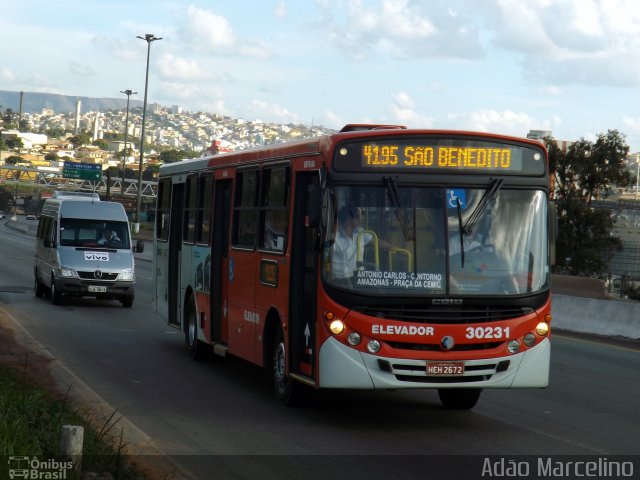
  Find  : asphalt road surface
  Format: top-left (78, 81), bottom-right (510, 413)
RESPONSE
top-left (0, 220), bottom-right (638, 479)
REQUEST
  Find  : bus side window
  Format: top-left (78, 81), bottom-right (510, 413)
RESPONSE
top-left (232, 169), bottom-right (259, 249)
top-left (260, 166), bottom-right (290, 252)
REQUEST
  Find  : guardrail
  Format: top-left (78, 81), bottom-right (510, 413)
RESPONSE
top-left (0, 165), bottom-right (157, 198)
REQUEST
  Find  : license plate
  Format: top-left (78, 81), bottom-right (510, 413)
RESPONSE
top-left (426, 361), bottom-right (465, 376)
top-left (88, 285), bottom-right (107, 293)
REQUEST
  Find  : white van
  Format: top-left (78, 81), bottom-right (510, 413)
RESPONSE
top-left (33, 193), bottom-right (144, 307)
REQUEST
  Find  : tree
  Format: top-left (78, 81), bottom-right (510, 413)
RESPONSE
top-left (159, 148), bottom-right (198, 164)
top-left (5, 155), bottom-right (24, 165)
top-left (92, 139), bottom-right (109, 150)
top-left (547, 130), bottom-right (632, 276)
top-left (69, 131), bottom-right (92, 148)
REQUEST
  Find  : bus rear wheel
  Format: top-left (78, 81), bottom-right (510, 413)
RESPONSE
top-left (184, 295), bottom-right (210, 360)
top-left (438, 388), bottom-right (482, 410)
top-left (271, 327), bottom-right (306, 406)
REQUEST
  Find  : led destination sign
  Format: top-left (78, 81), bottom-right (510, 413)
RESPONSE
top-left (363, 145), bottom-right (512, 169)
top-left (334, 138), bottom-right (546, 175)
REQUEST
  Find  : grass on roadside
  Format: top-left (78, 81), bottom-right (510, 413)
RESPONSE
top-left (0, 364), bottom-right (142, 479)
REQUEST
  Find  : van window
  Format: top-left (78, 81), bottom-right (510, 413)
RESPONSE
top-left (59, 219), bottom-right (130, 249)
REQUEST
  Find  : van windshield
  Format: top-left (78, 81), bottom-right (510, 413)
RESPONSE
top-left (59, 219), bottom-right (130, 249)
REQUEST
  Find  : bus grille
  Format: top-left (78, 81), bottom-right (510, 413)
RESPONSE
top-left (387, 341), bottom-right (503, 352)
top-left (353, 305), bottom-right (527, 324)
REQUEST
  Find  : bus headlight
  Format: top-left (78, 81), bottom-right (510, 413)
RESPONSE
top-left (329, 319), bottom-right (345, 335)
top-left (367, 340), bottom-right (381, 353)
top-left (347, 332), bottom-right (361, 346)
top-left (535, 322), bottom-right (550, 336)
top-left (59, 267), bottom-right (78, 278)
top-left (523, 333), bottom-right (537, 347)
top-left (507, 340), bottom-right (520, 354)
top-left (118, 269), bottom-right (135, 281)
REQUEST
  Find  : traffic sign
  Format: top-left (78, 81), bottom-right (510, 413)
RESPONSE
top-left (62, 162), bottom-right (102, 181)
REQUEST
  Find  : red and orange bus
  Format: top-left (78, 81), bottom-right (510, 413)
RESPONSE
top-left (153, 124), bottom-right (553, 408)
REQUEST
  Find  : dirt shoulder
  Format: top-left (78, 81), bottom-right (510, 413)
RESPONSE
top-left (0, 306), bottom-right (190, 480)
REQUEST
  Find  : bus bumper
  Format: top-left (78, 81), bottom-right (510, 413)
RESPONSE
top-left (318, 336), bottom-right (550, 389)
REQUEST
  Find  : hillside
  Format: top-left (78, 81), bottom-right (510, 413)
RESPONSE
top-left (0, 90), bottom-right (143, 114)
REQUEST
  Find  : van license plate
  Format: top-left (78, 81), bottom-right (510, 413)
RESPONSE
top-left (88, 286), bottom-right (107, 293)
top-left (426, 362), bottom-right (464, 376)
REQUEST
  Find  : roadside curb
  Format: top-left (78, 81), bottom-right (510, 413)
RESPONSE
top-left (0, 305), bottom-right (193, 480)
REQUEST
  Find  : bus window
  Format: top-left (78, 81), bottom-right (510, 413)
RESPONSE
top-left (232, 169), bottom-right (259, 249)
top-left (184, 174), bottom-right (197, 243)
top-left (260, 166), bottom-right (290, 252)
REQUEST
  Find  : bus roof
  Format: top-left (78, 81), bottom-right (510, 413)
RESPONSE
top-left (158, 124), bottom-right (547, 177)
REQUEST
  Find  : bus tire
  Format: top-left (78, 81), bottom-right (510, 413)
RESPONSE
top-left (438, 388), bottom-right (482, 410)
top-left (271, 327), bottom-right (306, 406)
top-left (185, 295), bottom-right (210, 361)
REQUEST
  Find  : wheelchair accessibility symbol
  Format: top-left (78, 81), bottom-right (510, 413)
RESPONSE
top-left (447, 189), bottom-right (466, 209)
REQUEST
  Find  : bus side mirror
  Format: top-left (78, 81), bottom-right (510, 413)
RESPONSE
top-left (135, 240), bottom-right (145, 253)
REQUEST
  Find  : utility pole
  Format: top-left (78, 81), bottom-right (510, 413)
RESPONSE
top-left (120, 89), bottom-right (137, 196)
top-left (133, 33), bottom-right (162, 233)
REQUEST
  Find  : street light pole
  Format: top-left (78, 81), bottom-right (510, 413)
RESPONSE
top-left (134, 33), bottom-right (162, 233)
top-left (120, 89), bottom-right (137, 196)
top-left (636, 153), bottom-right (639, 201)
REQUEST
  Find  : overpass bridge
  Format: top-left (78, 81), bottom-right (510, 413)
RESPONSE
top-left (0, 164), bottom-right (157, 199)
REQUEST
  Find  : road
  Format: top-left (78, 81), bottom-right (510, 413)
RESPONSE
top-left (0, 219), bottom-right (639, 479)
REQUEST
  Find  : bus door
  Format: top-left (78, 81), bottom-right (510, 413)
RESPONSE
top-left (288, 172), bottom-right (320, 380)
top-left (168, 182), bottom-right (185, 327)
top-left (210, 179), bottom-right (232, 344)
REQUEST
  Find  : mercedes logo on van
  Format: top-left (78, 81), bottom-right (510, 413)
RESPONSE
top-left (440, 336), bottom-right (455, 351)
top-left (94, 270), bottom-right (103, 279)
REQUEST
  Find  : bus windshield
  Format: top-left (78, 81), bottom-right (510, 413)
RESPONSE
top-left (322, 185), bottom-right (548, 296)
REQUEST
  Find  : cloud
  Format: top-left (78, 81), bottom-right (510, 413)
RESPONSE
top-left (487, 0), bottom-right (640, 86)
top-left (388, 91), bottom-right (434, 127)
top-left (178, 5), bottom-right (273, 59)
top-left (323, 110), bottom-right (344, 129)
top-left (0, 67), bottom-right (17, 83)
top-left (250, 99), bottom-right (302, 124)
top-left (445, 109), bottom-right (561, 137)
top-left (319, 0), bottom-right (484, 59)
top-left (156, 53), bottom-right (206, 81)
top-left (69, 61), bottom-right (95, 77)
top-left (275, 0), bottom-right (286, 18)
top-left (181, 4), bottom-right (236, 52)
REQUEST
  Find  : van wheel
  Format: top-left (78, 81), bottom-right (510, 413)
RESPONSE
top-left (271, 327), bottom-right (307, 406)
top-left (121, 296), bottom-right (134, 308)
top-left (438, 388), bottom-right (482, 410)
top-left (185, 295), bottom-right (210, 360)
top-left (50, 278), bottom-right (62, 305)
top-left (34, 272), bottom-right (46, 298)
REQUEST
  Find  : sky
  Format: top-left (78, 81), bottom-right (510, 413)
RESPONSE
top-left (3, 0), bottom-right (640, 153)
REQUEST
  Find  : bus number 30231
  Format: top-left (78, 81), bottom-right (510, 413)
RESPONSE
top-left (465, 326), bottom-right (510, 340)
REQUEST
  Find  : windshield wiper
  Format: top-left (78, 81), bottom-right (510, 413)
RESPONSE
top-left (384, 176), bottom-right (415, 241)
top-left (463, 178), bottom-right (503, 234)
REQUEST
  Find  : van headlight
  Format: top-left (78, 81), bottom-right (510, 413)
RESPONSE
top-left (118, 269), bottom-right (135, 281)
top-left (59, 267), bottom-right (78, 278)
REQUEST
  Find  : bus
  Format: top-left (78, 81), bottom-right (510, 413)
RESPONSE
top-left (153, 124), bottom-right (553, 409)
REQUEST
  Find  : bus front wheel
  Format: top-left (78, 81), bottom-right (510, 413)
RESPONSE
top-left (438, 388), bottom-right (482, 410)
